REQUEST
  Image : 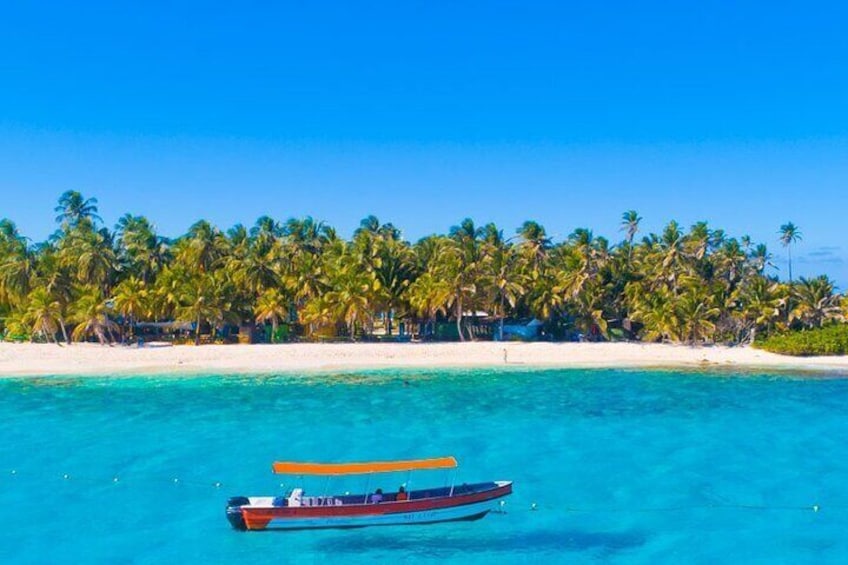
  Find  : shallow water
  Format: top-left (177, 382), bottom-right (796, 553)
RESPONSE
top-left (2, 369), bottom-right (848, 563)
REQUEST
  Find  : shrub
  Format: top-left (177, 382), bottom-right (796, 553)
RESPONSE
top-left (755, 324), bottom-right (848, 356)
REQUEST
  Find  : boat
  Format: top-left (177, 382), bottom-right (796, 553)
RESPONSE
top-left (225, 456), bottom-right (512, 530)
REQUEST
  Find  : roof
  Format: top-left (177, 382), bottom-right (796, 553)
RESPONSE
top-left (271, 456), bottom-right (458, 475)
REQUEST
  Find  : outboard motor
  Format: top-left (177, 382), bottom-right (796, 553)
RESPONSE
top-left (226, 496), bottom-right (250, 531)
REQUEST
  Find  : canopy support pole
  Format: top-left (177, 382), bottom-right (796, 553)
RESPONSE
top-left (363, 473), bottom-right (372, 504)
top-left (323, 475), bottom-right (331, 504)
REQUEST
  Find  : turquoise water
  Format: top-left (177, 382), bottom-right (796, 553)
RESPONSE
top-left (3, 368), bottom-right (848, 563)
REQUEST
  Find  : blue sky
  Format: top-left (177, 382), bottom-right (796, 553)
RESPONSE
top-left (1, 1), bottom-right (846, 287)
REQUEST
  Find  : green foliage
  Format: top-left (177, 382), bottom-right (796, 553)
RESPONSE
top-left (755, 324), bottom-right (848, 356)
top-left (0, 194), bottom-right (840, 346)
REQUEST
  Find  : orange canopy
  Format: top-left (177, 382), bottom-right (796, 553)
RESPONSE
top-left (272, 456), bottom-right (458, 475)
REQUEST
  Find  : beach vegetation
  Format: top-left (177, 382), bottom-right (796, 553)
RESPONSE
top-left (0, 193), bottom-right (843, 349)
top-left (0, 220), bottom-right (36, 307)
top-left (755, 324), bottom-right (848, 356)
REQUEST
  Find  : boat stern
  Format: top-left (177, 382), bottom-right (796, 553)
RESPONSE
top-left (226, 496), bottom-right (250, 531)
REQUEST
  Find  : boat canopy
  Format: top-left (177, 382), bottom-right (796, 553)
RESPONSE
top-left (272, 456), bottom-right (458, 475)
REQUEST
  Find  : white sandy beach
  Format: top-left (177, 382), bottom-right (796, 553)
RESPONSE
top-left (1, 341), bottom-right (847, 377)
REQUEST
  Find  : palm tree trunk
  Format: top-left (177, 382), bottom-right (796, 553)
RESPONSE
top-left (195, 315), bottom-right (202, 346)
top-left (456, 296), bottom-right (464, 342)
top-left (59, 317), bottom-right (71, 345)
top-left (272, 317), bottom-right (278, 343)
top-left (105, 321), bottom-right (118, 344)
top-left (788, 245), bottom-right (793, 282)
top-left (499, 292), bottom-right (505, 341)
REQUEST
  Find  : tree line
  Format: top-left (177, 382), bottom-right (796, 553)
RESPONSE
top-left (1, 191), bottom-right (845, 345)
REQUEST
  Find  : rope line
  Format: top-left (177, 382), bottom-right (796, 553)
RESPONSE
top-left (496, 500), bottom-right (848, 514)
top-left (6, 469), bottom-right (847, 513)
top-left (5, 468), bottom-right (225, 490)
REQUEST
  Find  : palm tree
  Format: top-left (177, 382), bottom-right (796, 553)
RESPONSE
top-left (620, 210), bottom-right (641, 264)
top-left (675, 285), bottom-right (720, 345)
top-left (372, 237), bottom-right (414, 335)
top-left (55, 191), bottom-right (102, 227)
top-left (255, 287), bottom-right (289, 342)
top-left (687, 221), bottom-right (711, 261)
top-left (175, 220), bottom-right (227, 273)
top-left (320, 244), bottom-right (376, 340)
top-left (524, 266), bottom-right (559, 322)
top-left (516, 220), bottom-right (551, 273)
top-left (115, 214), bottom-right (171, 282)
top-left (226, 236), bottom-right (280, 299)
top-left (24, 287), bottom-right (65, 344)
top-left (0, 230), bottom-right (35, 307)
top-left (481, 230), bottom-right (523, 340)
top-left (250, 216), bottom-right (283, 256)
top-left (284, 250), bottom-right (328, 327)
top-left (150, 265), bottom-right (184, 321)
top-left (563, 278), bottom-right (609, 340)
top-left (284, 216), bottom-right (333, 256)
top-left (354, 215), bottom-right (381, 238)
top-left (34, 248), bottom-right (74, 334)
top-left (628, 286), bottom-right (681, 343)
top-left (406, 272), bottom-right (452, 337)
top-left (749, 244), bottom-right (774, 275)
top-left (791, 276), bottom-right (840, 329)
top-left (715, 239), bottom-right (747, 289)
top-left (0, 218), bottom-right (23, 246)
top-left (174, 273), bottom-right (234, 345)
top-left (298, 295), bottom-right (335, 335)
top-left (448, 219), bottom-right (484, 341)
top-left (779, 222), bottom-right (802, 282)
top-left (59, 220), bottom-right (117, 293)
top-left (70, 287), bottom-right (120, 344)
top-left (736, 277), bottom-right (782, 341)
top-left (327, 274), bottom-right (373, 340)
top-left (112, 276), bottom-right (149, 340)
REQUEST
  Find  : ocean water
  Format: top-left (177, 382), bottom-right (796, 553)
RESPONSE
top-left (2, 368), bottom-right (848, 563)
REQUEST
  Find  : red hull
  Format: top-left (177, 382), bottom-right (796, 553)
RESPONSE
top-left (238, 482), bottom-right (512, 530)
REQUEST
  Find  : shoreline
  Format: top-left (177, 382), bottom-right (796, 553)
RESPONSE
top-left (1, 342), bottom-right (848, 378)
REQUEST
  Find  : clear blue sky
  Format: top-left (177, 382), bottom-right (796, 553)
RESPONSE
top-left (1, 1), bottom-right (846, 287)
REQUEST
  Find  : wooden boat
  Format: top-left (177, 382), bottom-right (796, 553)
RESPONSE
top-left (226, 456), bottom-right (512, 530)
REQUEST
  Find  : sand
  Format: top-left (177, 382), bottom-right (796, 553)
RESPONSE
top-left (1, 341), bottom-right (847, 377)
